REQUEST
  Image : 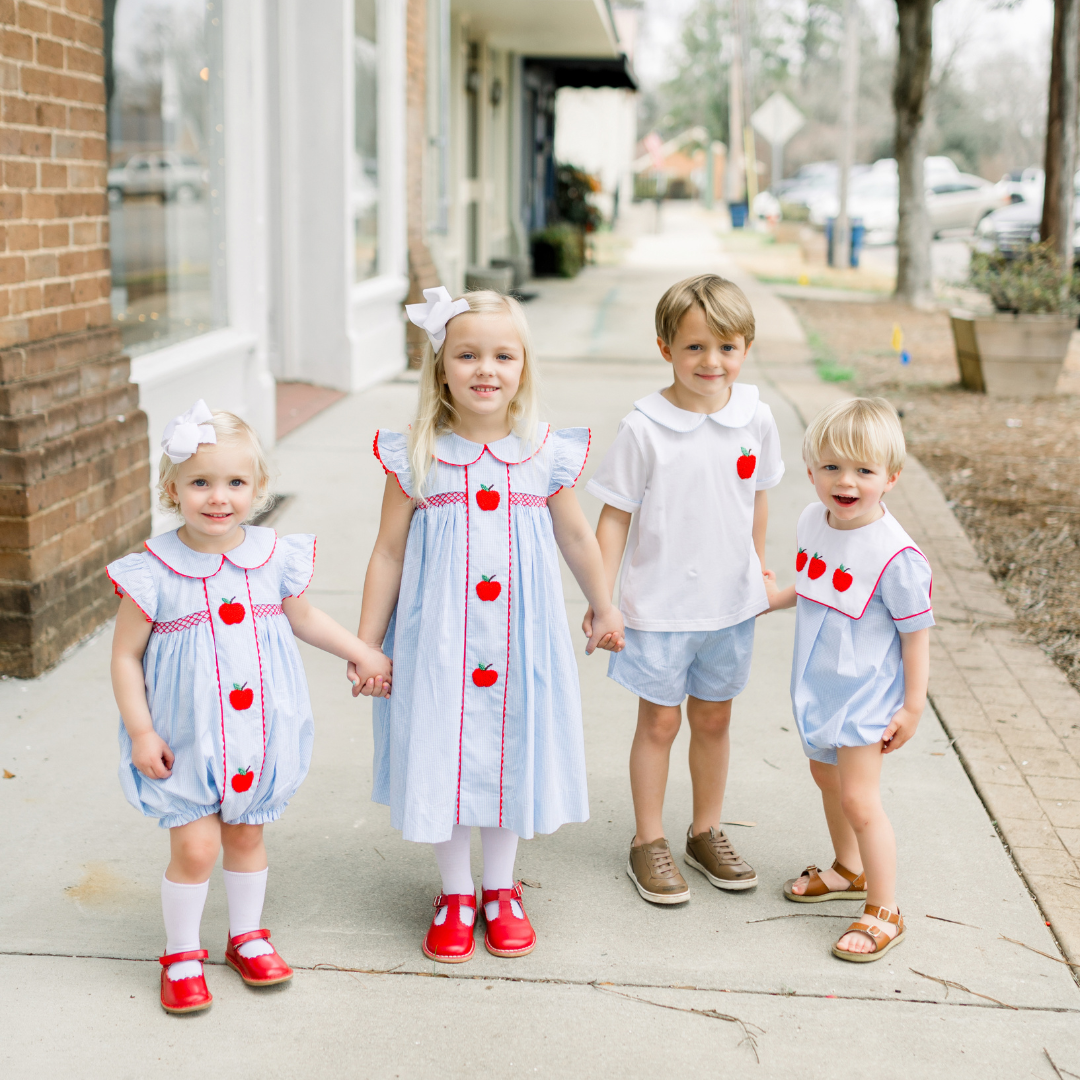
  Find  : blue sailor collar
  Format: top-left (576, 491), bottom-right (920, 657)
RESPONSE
top-left (434, 423), bottom-right (551, 466)
top-left (633, 384), bottom-right (760, 432)
top-left (144, 525), bottom-right (278, 579)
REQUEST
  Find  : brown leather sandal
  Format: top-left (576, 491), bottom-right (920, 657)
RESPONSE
top-left (783, 859), bottom-right (867, 903)
top-left (832, 903), bottom-right (905, 963)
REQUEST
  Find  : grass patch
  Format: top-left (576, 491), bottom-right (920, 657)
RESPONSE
top-left (807, 328), bottom-right (854, 382)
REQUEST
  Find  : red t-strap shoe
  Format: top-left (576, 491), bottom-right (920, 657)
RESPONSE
top-left (159, 949), bottom-right (212, 1014)
top-left (422, 893), bottom-right (477, 963)
top-left (225, 929), bottom-right (294, 986)
top-left (481, 882), bottom-right (536, 957)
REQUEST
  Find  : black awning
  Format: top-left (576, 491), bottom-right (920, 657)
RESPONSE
top-left (524, 54), bottom-right (637, 91)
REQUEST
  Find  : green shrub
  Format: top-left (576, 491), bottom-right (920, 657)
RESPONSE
top-left (969, 241), bottom-right (1080, 315)
top-left (531, 223), bottom-right (584, 278)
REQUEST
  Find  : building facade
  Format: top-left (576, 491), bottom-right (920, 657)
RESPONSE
top-left (0, 0), bottom-right (631, 676)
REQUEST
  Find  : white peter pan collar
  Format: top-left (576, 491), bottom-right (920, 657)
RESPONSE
top-left (144, 525), bottom-right (278, 579)
top-left (633, 384), bottom-right (760, 432)
top-left (434, 423), bottom-right (551, 466)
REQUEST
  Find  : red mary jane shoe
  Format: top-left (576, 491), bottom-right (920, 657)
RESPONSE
top-left (422, 893), bottom-right (477, 963)
top-left (225, 929), bottom-right (294, 986)
top-left (159, 949), bottom-right (212, 1014)
top-left (482, 882), bottom-right (536, 958)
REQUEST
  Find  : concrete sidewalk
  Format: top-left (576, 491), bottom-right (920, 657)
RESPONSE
top-left (2, 203), bottom-right (1078, 1078)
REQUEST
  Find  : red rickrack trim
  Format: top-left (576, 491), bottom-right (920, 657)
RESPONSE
top-left (152, 610), bottom-right (211, 635)
top-left (106, 568), bottom-right (152, 623)
top-left (282, 536), bottom-right (317, 598)
top-left (251, 603), bottom-right (285, 618)
top-left (374, 429), bottom-right (412, 499)
top-left (245, 570), bottom-right (268, 788)
top-left (569, 427), bottom-right (592, 488)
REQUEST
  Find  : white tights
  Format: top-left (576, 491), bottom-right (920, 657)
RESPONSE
top-left (432, 826), bottom-right (521, 921)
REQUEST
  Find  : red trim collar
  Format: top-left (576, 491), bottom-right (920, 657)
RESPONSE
top-left (434, 424), bottom-right (551, 466)
top-left (144, 526), bottom-right (278, 580)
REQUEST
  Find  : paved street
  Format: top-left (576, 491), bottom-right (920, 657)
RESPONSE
top-left (2, 204), bottom-right (1078, 1078)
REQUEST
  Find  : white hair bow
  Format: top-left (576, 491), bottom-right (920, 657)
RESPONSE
top-left (405, 286), bottom-right (471, 349)
top-left (161, 399), bottom-right (217, 464)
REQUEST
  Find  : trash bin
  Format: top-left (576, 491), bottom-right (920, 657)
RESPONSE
top-left (825, 217), bottom-right (864, 268)
top-left (729, 202), bottom-right (748, 229)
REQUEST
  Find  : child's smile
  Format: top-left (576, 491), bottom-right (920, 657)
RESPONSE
top-left (657, 304), bottom-right (750, 414)
top-left (808, 452), bottom-right (900, 530)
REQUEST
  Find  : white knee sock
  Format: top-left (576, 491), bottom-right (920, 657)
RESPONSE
top-left (161, 874), bottom-right (209, 981)
top-left (481, 827), bottom-right (521, 920)
top-left (223, 867), bottom-right (274, 958)
top-left (433, 825), bottom-right (475, 925)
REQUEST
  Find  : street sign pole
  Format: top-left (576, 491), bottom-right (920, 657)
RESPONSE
top-left (750, 92), bottom-right (805, 193)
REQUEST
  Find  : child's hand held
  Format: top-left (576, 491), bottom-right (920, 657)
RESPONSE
top-left (585, 606), bottom-right (624, 655)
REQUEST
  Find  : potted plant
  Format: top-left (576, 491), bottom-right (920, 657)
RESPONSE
top-left (950, 241), bottom-right (1078, 396)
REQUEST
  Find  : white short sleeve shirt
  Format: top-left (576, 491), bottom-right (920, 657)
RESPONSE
top-left (587, 383), bottom-right (784, 631)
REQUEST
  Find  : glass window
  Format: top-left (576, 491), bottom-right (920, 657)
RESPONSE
top-left (354, 0), bottom-right (378, 282)
top-left (107, 0), bottom-right (226, 355)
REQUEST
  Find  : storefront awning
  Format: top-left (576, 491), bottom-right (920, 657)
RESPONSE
top-left (525, 53), bottom-right (637, 91)
top-left (453, 0), bottom-right (619, 57)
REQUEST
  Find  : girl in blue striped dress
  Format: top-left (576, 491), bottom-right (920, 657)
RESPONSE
top-left (108, 402), bottom-right (391, 1014)
top-left (354, 288), bottom-right (624, 963)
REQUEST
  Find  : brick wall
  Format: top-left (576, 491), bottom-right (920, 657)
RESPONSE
top-left (404, 0), bottom-right (438, 368)
top-left (0, 0), bottom-right (150, 677)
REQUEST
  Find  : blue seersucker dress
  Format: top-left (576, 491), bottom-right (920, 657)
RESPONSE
top-left (371, 424), bottom-right (592, 844)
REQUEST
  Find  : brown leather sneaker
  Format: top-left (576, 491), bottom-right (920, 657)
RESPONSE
top-left (684, 826), bottom-right (758, 891)
top-left (626, 837), bottom-right (690, 905)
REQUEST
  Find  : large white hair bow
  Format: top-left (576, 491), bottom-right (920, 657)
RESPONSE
top-left (161, 399), bottom-right (217, 464)
top-left (405, 286), bottom-right (471, 350)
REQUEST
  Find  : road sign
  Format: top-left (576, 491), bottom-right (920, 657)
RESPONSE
top-left (751, 92), bottom-right (805, 147)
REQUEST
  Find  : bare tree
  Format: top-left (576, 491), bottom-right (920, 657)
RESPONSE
top-left (893, 0), bottom-right (936, 306)
top-left (1040, 0), bottom-right (1080, 267)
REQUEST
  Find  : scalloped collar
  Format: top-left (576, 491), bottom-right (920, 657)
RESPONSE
top-left (144, 526), bottom-right (278, 579)
top-left (434, 423), bottom-right (551, 466)
top-left (633, 384), bottom-right (760, 432)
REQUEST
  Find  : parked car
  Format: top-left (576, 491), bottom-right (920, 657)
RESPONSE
top-left (808, 157), bottom-right (1007, 243)
top-left (998, 166), bottom-right (1044, 205)
top-left (107, 152), bottom-right (208, 202)
top-left (974, 196), bottom-right (1080, 261)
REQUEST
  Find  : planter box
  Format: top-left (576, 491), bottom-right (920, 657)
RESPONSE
top-left (949, 309), bottom-right (1075, 396)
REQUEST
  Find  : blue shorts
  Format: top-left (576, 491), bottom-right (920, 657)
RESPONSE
top-left (607, 618), bottom-right (756, 707)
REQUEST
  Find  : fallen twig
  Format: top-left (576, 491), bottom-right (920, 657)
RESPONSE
top-left (312, 961), bottom-right (405, 975)
top-left (373, 848), bottom-right (386, 860)
top-left (1061, 880), bottom-right (1080, 892)
top-left (1000, 935), bottom-right (1080, 969)
top-left (763, 759), bottom-right (781, 770)
top-left (926, 914), bottom-right (981, 929)
top-left (909, 968), bottom-right (1017, 1009)
top-left (747, 913), bottom-right (855, 923)
top-left (721, 820), bottom-right (757, 828)
top-left (1043, 1048), bottom-right (1080, 1080)
top-left (591, 982), bottom-right (764, 1062)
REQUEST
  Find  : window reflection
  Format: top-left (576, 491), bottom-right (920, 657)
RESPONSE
top-left (355, 0), bottom-right (378, 282)
top-left (107, 0), bottom-right (226, 355)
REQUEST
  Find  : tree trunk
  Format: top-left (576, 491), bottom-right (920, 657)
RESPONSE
top-left (892, 0), bottom-right (935, 306)
top-left (1041, 0), bottom-right (1080, 268)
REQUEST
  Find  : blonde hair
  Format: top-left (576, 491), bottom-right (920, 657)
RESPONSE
top-left (802, 397), bottom-right (906, 474)
top-left (408, 289), bottom-right (540, 498)
top-left (158, 410), bottom-right (273, 517)
top-left (655, 273), bottom-right (756, 346)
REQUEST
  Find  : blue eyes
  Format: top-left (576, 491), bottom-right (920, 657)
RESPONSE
top-left (191, 479), bottom-right (245, 487)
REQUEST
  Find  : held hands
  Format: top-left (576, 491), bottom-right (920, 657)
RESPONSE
top-left (761, 570), bottom-right (795, 613)
top-left (131, 730), bottom-right (175, 779)
top-left (348, 641), bottom-right (393, 698)
top-left (881, 704), bottom-right (922, 754)
top-left (581, 605), bottom-right (626, 656)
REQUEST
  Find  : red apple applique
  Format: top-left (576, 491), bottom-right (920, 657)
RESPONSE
top-left (476, 575), bottom-right (502, 601)
top-left (472, 663), bottom-right (498, 687)
top-left (736, 447), bottom-right (756, 479)
top-left (231, 767), bottom-right (254, 793)
top-left (476, 484), bottom-right (500, 511)
top-left (833, 564), bottom-right (853, 592)
top-left (218, 597), bottom-right (245, 624)
top-left (807, 553), bottom-right (827, 580)
top-left (229, 682), bottom-right (254, 710)
top-left (795, 547), bottom-right (808, 572)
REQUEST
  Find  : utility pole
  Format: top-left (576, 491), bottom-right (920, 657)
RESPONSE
top-left (733, 0), bottom-right (757, 212)
top-left (725, 35), bottom-right (745, 210)
top-left (834, 0), bottom-right (861, 268)
top-left (1041, 0), bottom-right (1080, 275)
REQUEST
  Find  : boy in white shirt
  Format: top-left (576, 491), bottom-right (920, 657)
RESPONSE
top-left (585, 274), bottom-right (784, 904)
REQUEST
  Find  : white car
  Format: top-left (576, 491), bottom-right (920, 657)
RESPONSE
top-left (107, 152), bottom-right (209, 203)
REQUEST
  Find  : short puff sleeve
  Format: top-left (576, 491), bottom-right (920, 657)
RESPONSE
top-left (755, 405), bottom-right (785, 491)
top-left (279, 533), bottom-right (317, 599)
top-left (585, 420), bottom-right (646, 513)
top-left (106, 552), bottom-right (158, 623)
top-left (374, 429), bottom-right (414, 498)
top-left (878, 549), bottom-right (934, 631)
top-left (547, 426), bottom-right (591, 496)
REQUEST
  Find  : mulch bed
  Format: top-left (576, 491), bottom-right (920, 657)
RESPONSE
top-left (787, 298), bottom-right (1080, 694)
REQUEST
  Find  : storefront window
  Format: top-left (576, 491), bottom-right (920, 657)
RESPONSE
top-left (107, 0), bottom-right (226, 355)
top-left (354, 0), bottom-right (378, 282)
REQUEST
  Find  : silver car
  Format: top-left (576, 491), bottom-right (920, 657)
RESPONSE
top-left (107, 152), bottom-right (208, 203)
